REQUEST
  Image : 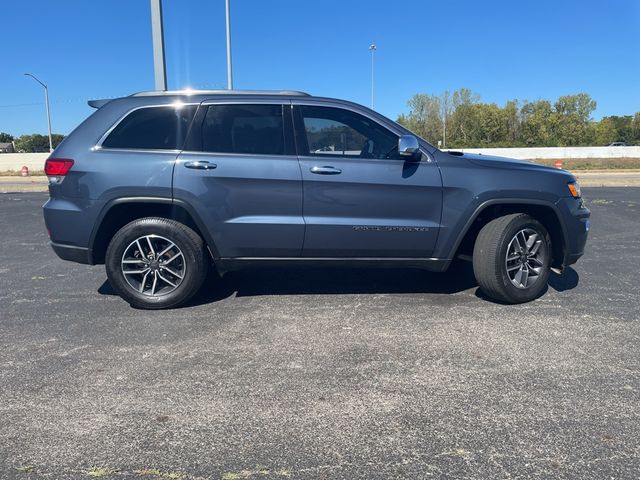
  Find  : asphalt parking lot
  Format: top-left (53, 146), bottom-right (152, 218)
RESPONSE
top-left (1, 189), bottom-right (639, 479)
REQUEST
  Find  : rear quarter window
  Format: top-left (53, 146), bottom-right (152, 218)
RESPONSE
top-left (101, 105), bottom-right (198, 150)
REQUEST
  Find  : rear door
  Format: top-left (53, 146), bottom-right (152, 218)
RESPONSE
top-left (293, 103), bottom-right (442, 257)
top-left (173, 100), bottom-right (304, 258)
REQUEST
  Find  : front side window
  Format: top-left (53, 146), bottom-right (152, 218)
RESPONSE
top-left (299, 105), bottom-right (399, 159)
top-left (200, 104), bottom-right (285, 155)
top-left (102, 105), bottom-right (197, 150)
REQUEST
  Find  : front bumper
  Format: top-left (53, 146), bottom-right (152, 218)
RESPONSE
top-left (555, 197), bottom-right (590, 266)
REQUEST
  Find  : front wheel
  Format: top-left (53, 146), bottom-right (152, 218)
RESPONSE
top-left (105, 217), bottom-right (208, 309)
top-left (473, 213), bottom-right (551, 304)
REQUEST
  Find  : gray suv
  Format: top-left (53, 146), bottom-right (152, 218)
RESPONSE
top-left (43, 90), bottom-right (590, 309)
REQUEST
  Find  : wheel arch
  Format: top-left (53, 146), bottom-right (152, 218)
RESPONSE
top-left (450, 199), bottom-right (568, 268)
top-left (89, 197), bottom-right (219, 265)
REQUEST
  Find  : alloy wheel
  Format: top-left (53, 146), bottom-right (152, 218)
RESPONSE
top-left (505, 228), bottom-right (545, 289)
top-left (121, 235), bottom-right (186, 296)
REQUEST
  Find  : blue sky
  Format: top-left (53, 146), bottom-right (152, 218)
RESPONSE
top-left (1, 0), bottom-right (638, 136)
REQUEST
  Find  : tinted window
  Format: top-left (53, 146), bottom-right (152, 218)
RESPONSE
top-left (201, 104), bottom-right (285, 155)
top-left (102, 105), bottom-right (197, 150)
top-left (299, 106), bottom-right (399, 159)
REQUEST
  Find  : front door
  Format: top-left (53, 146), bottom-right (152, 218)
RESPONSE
top-left (294, 104), bottom-right (442, 258)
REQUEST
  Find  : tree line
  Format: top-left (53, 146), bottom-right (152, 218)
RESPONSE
top-left (0, 132), bottom-right (65, 152)
top-left (397, 89), bottom-right (640, 148)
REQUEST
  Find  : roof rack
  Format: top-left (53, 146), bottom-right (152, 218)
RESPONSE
top-left (129, 89), bottom-right (311, 97)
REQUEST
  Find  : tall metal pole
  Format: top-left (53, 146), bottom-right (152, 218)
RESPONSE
top-left (225, 0), bottom-right (233, 90)
top-left (369, 44), bottom-right (376, 109)
top-left (150, 0), bottom-right (167, 91)
top-left (44, 86), bottom-right (53, 152)
top-left (24, 73), bottom-right (53, 152)
top-left (443, 116), bottom-right (446, 149)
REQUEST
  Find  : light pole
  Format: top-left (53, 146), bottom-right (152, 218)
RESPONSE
top-left (369, 43), bottom-right (376, 109)
top-left (225, 0), bottom-right (233, 89)
top-left (24, 73), bottom-right (53, 152)
top-left (150, 0), bottom-right (167, 91)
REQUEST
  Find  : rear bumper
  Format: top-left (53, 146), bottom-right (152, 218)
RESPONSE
top-left (50, 241), bottom-right (92, 265)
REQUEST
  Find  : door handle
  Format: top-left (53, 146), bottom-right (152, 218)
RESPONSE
top-left (310, 165), bottom-right (342, 175)
top-left (184, 160), bottom-right (217, 170)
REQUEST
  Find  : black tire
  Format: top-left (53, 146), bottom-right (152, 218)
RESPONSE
top-left (473, 213), bottom-right (551, 304)
top-left (105, 217), bottom-right (207, 309)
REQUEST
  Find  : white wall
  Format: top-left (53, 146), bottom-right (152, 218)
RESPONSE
top-left (446, 146), bottom-right (640, 160)
top-left (0, 153), bottom-right (49, 171)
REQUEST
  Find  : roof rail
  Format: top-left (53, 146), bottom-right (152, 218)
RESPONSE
top-left (129, 89), bottom-right (311, 97)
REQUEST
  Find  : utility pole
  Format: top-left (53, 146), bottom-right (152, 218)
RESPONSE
top-left (443, 115), bottom-right (446, 149)
top-left (150, 0), bottom-right (167, 91)
top-left (24, 73), bottom-right (53, 152)
top-left (441, 93), bottom-right (449, 149)
top-left (369, 43), bottom-right (376, 109)
top-left (225, 0), bottom-right (233, 89)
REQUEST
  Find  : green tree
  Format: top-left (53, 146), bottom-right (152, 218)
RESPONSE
top-left (449, 103), bottom-right (508, 147)
top-left (447, 90), bottom-right (481, 146)
top-left (0, 132), bottom-right (14, 143)
top-left (553, 93), bottom-right (596, 145)
top-left (397, 93), bottom-right (443, 145)
top-left (631, 113), bottom-right (640, 145)
top-left (14, 133), bottom-right (64, 152)
top-left (601, 115), bottom-right (633, 144)
top-left (398, 88), bottom-right (482, 147)
top-left (478, 103), bottom-right (508, 145)
top-left (448, 103), bottom-right (477, 146)
top-left (503, 100), bottom-right (520, 144)
top-left (520, 100), bottom-right (556, 146)
top-left (592, 117), bottom-right (621, 145)
top-left (452, 88), bottom-right (480, 109)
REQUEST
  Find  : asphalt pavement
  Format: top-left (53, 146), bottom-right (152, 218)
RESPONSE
top-left (0, 189), bottom-right (639, 479)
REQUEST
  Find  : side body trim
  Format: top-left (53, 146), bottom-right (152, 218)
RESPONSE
top-left (216, 257), bottom-right (450, 273)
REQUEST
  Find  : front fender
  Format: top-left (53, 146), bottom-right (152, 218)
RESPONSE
top-left (433, 191), bottom-right (569, 263)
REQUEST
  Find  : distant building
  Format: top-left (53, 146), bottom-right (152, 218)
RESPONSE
top-left (0, 142), bottom-right (15, 153)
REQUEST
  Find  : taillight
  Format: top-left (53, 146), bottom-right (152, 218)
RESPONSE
top-left (44, 158), bottom-right (74, 176)
top-left (45, 158), bottom-right (74, 185)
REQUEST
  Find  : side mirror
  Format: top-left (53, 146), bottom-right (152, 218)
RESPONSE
top-left (399, 135), bottom-right (420, 159)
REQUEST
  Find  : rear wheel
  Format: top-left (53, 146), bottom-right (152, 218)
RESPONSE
top-left (473, 213), bottom-right (551, 304)
top-left (105, 217), bottom-right (207, 309)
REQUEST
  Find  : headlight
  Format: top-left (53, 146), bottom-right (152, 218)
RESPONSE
top-left (568, 181), bottom-right (581, 198)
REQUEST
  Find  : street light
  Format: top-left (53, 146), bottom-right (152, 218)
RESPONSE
top-left (225, 0), bottom-right (233, 90)
top-left (149, 0), bottom-right (168, 91)
top-left (24, 73), bottom-right (53, 152)
top-left (369, 43), bottom-right (376, 109)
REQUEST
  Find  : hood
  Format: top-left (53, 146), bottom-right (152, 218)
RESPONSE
top-left (447, 151), bottom-right (574, 178)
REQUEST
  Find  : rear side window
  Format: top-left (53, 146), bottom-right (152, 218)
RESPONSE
top-left (200, 104), bottom-right (285, 155)
top-left (102, 105), bottom-right (197, 150)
